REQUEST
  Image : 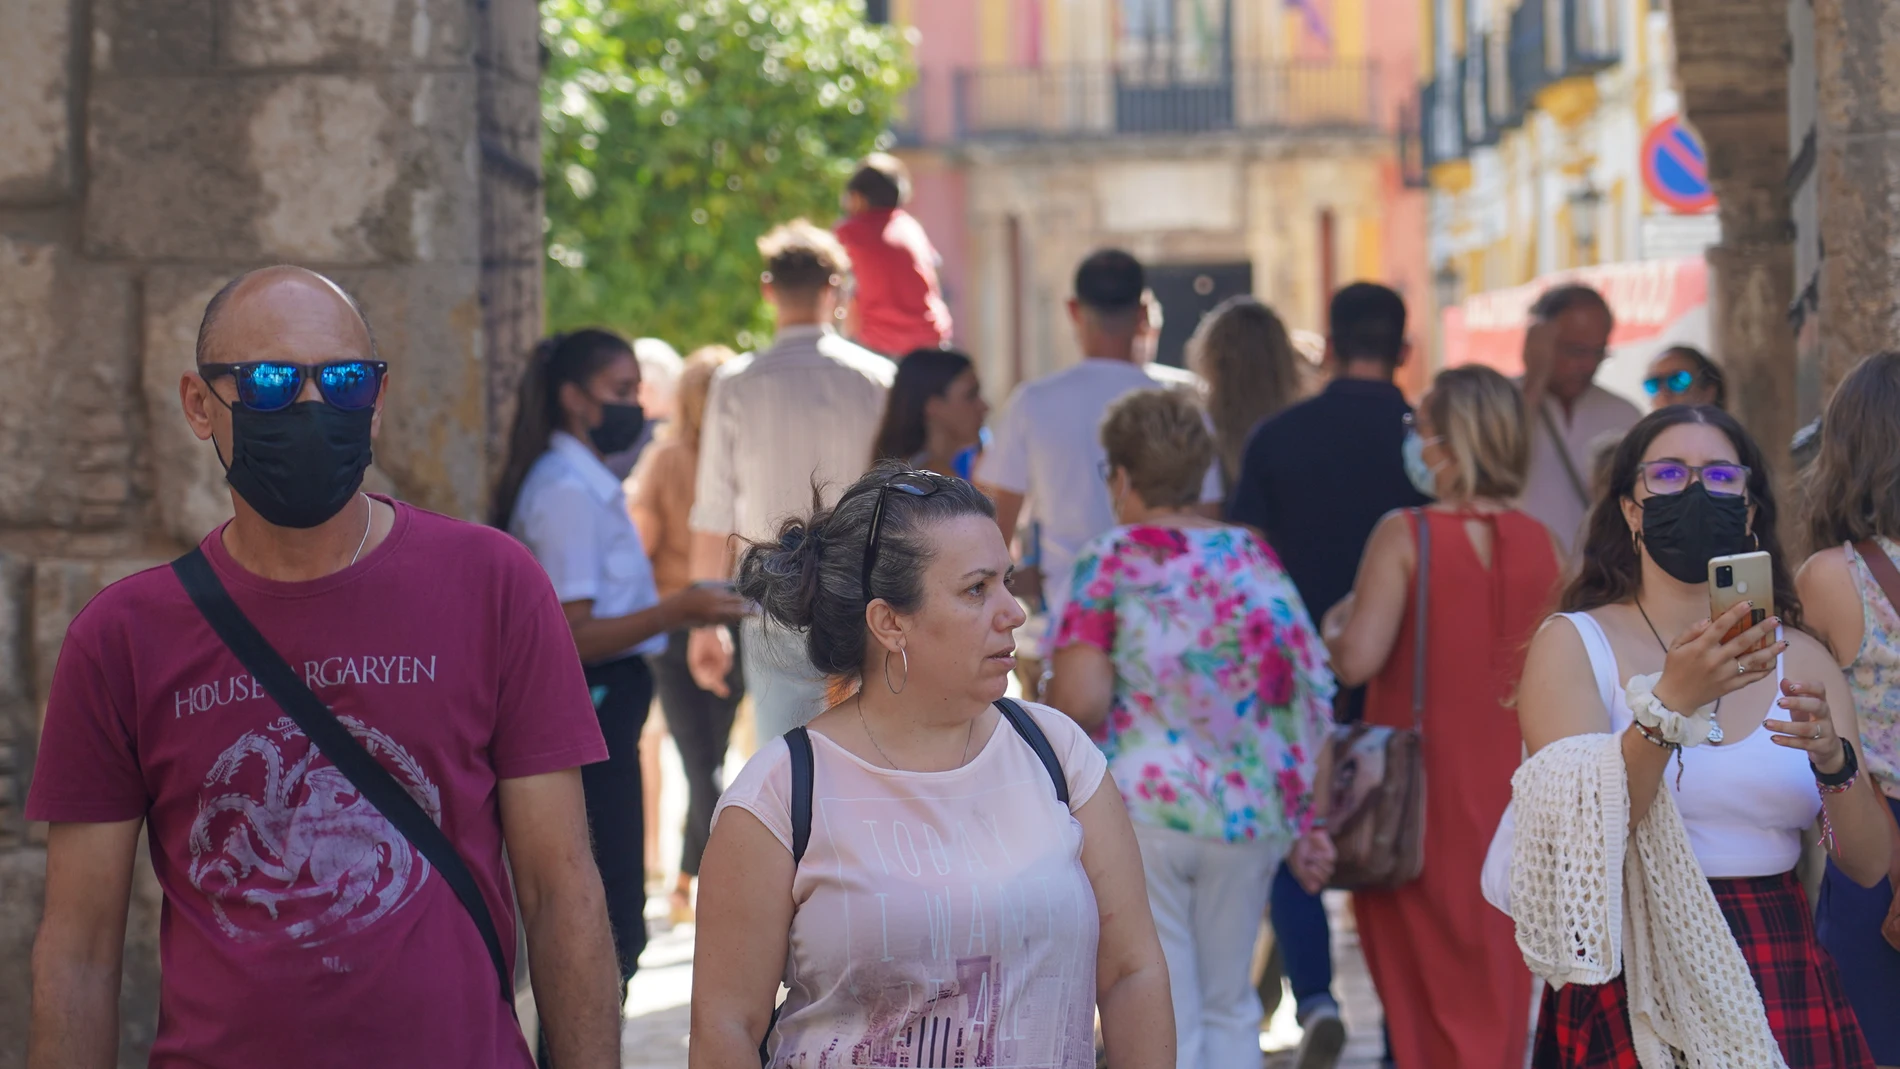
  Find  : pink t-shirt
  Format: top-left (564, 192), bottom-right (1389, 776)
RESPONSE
top-left (715, 701), bottom-right (1108, 1069)
top-left (26, 499), bottom-right (607, 1069)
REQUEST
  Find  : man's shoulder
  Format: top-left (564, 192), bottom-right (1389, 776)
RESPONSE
top-left (61, 558), bottom-right (196, 649)
top-left (815, 333), bottom-right (896, 385)
top-left (1584, 384), bottom-right (1643, 423)
top-left (400, 505), bottom-right (549, 583)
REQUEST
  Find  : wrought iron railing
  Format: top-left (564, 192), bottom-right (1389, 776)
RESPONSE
top-left (940, 61), bottom-right (1379, 141)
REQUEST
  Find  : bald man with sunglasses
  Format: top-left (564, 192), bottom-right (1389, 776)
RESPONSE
top-left (26, 267), bottom-right (621, 1069)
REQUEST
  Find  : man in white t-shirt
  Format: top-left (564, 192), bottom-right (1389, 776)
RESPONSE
top-left (976, 250), bottom-right (1219, 689)
top-left (1518, 284), bottom-right (1642, 557)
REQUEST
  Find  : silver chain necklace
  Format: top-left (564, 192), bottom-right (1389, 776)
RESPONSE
top-left (856, 693), bottom-right (975, 771)
top-left (348, 494), bottom-right (373, 566)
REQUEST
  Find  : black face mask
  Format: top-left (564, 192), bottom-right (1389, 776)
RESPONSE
top-left (1640, 482), bottom-right (1753, 585)
top-left (589, 401), bottom-right (646, 455)
top-left (218, 402), bottom-right (374, 529)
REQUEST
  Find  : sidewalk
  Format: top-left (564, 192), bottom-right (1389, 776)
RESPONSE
top-left (622, 710), bottom-right (1388, 1068)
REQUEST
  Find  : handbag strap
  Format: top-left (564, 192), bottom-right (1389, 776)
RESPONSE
top-left (170, 548), bottom-right (514, 1007)
top-left (1411, 508), bottom-right (1430, 731)
top-left (1856, 540), bottom-right (1900, 618)
top-left (1539, 404), bottom-right (1591, 510)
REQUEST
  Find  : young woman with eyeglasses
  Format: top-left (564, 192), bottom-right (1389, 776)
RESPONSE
top-left (1515, 405), bottom-right (1889, 1067)
top-left (1641, 345), bottom-right (1727, 411)
top-left (491, 329), bottom-right (747, 1019)
top-left (690, 462), bottom-right (1174, 1069)
top-left (1795, 351), bottom-right (1900, 1066)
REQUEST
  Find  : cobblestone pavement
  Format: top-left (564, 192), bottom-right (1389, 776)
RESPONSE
top-left (623, 708), bottom-right (1388, 1069)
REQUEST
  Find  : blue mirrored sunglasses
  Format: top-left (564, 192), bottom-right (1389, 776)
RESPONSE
top-left (199, 360), bottom-right (388, 412)
top-left (1641, 369), bottom-right (1695, 397)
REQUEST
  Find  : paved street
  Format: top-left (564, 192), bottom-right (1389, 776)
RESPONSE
top-left (622, 706), bottom-right (1387, 1069)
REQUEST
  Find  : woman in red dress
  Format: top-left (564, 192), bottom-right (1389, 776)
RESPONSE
top-left (1322, 366), bottom-right (1562, 1068)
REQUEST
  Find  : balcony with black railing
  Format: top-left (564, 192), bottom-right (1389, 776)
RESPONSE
top-left (930, 61), bottom-right (1379, 142)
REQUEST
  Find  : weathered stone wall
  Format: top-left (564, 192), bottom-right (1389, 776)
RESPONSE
top-left (0, 1), bottom-right (542, 1064)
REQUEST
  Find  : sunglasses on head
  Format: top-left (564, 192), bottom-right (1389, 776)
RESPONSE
top-left (199, 360), bottom-right (388, 412)
top-left (858, 470), bottom-right (946, 605)
top-left (1641, 369), bottom-right (1695, 397)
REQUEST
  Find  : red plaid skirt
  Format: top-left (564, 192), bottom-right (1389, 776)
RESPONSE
top-left (1535, 871), bottom-right (1874, 1068)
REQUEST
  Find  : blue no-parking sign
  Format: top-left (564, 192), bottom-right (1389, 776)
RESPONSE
top-left (1641, 117), bottom-right (1717, 214)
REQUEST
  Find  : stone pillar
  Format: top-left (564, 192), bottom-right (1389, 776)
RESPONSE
top-left (0, 0), bottom-right (542, 1063)
top-left (1666, 0), bottom-right (1797, 477)
top-left (1810, 0), bottom-right (1900, 394)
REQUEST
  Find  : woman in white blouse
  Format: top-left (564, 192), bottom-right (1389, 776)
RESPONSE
top-left (491, 328), bottom-right (747, 1014)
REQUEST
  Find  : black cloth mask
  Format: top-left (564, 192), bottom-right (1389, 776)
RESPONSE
top-left (1640, 482), bottom-right (1753, 584)
top-left (218, 402), bottom-right (374, 529)
top-left (589, 401), bottom-right (646, 456)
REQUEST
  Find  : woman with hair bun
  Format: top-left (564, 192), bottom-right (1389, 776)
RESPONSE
top-left (492, 329), bottom-right (747, 1013)
top-left (690, 462), bottom-right (1175, 1069)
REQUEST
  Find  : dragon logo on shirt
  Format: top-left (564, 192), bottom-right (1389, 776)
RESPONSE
top-left (186, 716), bottom-right (440, 947)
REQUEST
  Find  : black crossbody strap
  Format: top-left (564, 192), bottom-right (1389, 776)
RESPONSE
top-left (784, 727), bottom-right (815, 864)
top-left (170, 548), bottom-right (513, 1006)
top-left (995, 697), bottom-right (1069, 806)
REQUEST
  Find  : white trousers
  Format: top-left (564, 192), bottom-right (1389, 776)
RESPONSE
top-left (1134, 823), bottom-right (1286, 1069)
top-left (741, 618), bottom-right (829, 746)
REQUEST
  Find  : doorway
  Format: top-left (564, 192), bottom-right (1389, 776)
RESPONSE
top-left (1145, 261), bottom-right (1255, 367)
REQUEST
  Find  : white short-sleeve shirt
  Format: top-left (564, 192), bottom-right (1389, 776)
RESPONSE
top-left (510, 431), bottom-right (665, 662)
top-left (976, 357), bottom-right (1220, 628)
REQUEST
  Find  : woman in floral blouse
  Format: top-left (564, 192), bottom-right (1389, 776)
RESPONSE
top-left (1045, 388), bottom-right (1336, 1069)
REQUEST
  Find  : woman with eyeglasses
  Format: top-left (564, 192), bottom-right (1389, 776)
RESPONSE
top-left (1318, 366), bottom-right (1561, 1069)
top-left (1642, 345), bottom-right (1727, 410)
top-left (491, 329), bottom-right (748, 1021)
top-left (1042, 389), bottom-right (1335, 1069)
top-left (1795, 351), bottom-right (1900, 1066)
top-left (1514, 405), bottom-right (1888, 1067)
top-left (690, 462), bottom-right (1174, 1069)
top-left (870, 347), bottom-right (990, 480)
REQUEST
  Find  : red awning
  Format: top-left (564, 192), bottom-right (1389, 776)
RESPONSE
top-left (1441, 258), bottom-right (1709, 376)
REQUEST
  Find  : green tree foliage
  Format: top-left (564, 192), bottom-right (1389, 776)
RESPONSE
top-left (542, 0), bottom-right (913, 350)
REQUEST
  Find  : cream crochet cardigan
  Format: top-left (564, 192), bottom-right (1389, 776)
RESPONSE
top-left (1510, 733), bottom-right (1789, 1069)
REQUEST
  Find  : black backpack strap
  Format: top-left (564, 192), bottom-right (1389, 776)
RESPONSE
top-left (995, 698), bottom-right (1069, 806)
top-left (784, 727), bottom-right (815, 865)
top-left (170, 548), bottom-right (514, 1007)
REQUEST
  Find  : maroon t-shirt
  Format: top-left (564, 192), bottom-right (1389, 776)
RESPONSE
top-left (26, 499), bottom-right (607, 1068)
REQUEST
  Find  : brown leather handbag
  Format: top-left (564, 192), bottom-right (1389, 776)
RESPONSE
top-left (1321, 510), bottom-right (1429, 890)
top-left (1851, 539), bottom-right (1900, 952)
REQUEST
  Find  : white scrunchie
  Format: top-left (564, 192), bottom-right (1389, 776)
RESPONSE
top-left (1625, 671), bottom-right (1718, 747)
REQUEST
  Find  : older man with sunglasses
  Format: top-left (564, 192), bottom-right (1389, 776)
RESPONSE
top-left (25, 266), bottom-right (622, 1069)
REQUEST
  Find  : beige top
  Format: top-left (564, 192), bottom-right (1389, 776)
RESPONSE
top-left (688, 325), bottom-right (895, 543)
top-left (629, 437), bottom-right (695, 598)
top-left (714, 701), bottom-right (1108, 1069)
top-left (1521, 385), bottom-right (1642, 557)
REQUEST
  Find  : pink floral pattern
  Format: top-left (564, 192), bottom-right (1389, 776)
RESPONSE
top-left (1055, 525), bottom-right (1336, 844)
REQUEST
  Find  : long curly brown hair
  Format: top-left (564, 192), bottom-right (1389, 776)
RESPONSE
top-left (1802, 351), bottom-right (1900, 555)
top-left (1560, 404), bottom-right (1802, 628)
top-left (1187, 295), bottom-right (1305, 498)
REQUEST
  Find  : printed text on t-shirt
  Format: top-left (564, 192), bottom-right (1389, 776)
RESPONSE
top-left (173, 654), bottom-right (439, 718)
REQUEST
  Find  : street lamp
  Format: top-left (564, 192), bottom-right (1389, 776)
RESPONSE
top-left (1570, 179), bottom-right (1604, 263)
top-left (1434, 261), bottom-right (1463, 308)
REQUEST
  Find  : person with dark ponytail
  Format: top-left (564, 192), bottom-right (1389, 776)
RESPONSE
top-left (869, 347), bottom-right (989, 479)
top-left (494, 329), bottom-right (747, 1013)
top-left (690, 462), bottom-right (1175, 1069)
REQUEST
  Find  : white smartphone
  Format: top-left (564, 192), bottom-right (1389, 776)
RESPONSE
top-left (1708, 550), bottom-right (1774, 650)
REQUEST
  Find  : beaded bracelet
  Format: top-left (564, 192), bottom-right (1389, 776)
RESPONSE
top-left (1816, 742), bottom-right (1861, 855)
top-left (1634, 721), bottom-right (1688, 787)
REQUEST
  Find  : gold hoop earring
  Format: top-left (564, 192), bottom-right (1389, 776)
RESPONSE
top-left (884, 647), bottom-right (909, 695)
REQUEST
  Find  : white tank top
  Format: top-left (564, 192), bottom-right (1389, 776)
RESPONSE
top-left (1558, 612), bottom-right (1820, 878)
